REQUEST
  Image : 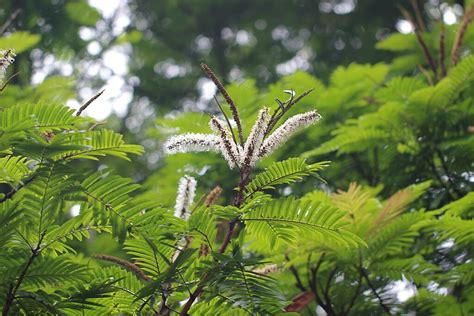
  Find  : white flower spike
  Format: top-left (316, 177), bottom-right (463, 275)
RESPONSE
top-left (209, 116), bottom-right (242, 169)
top-left (174, 175), bottom-right (197, 220)
top-left (0, 49), bottom-right (15, 83)
top-left (163, 91), bottom-right (320, 170)
top-left (164, 133), bottom-right (221, 155)
top-left (241, 107), bottom-right (270, 167)
top-left (258, 110), bottom-right (321, 159)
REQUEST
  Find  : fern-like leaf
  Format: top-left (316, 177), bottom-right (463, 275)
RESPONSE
top-left (0, 155), bottom-right (32, 187)
top-left (242, 197), bottom-right (364, 249)
top-left (244, 157), bottom-right (329, 197)
top-left (53, 129), bottom-right (143, 161)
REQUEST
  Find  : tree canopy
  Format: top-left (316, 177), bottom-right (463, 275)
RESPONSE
top-left (0, 0), bottom-right (473, 315)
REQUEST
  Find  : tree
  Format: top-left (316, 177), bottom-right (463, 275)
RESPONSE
top-left (0, 1), bottom-right (473, 315)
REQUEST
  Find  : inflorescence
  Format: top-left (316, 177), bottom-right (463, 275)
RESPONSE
top-left (0, 49), bottom-right (15, 83)
top-left (164, 64), bottom-right (321, 170)
top-left (174, 175), bottom-right (197, 220)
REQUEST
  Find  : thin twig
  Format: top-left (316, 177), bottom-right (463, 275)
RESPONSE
top-left (265, 88), bottom-right (314, 137)
top-left (285, 254), bottom-right (307, 292)
top-left (158, 292), bottom-right (171, 316)
top-left (439, 22), bottom-right (447, 78)
top-left (450, 6), bottom-right (474, 67)
top-left (399, 5), bottom-right (437, 77)
top-left (88, 121), bottom-right (107, 130)
top-left (93, 254), bottom-right (151, 281)
top-left (0, 9), bottom-right (21, 35)
top-left (435, 149), bottom-right (462, 197)
top-left (307, 254), bottom-right (329, 312)
top-left (322, 268), bottom-right (337, 314)
top-left (360, 268), bottom-right (391, 315)
top-left (0, 72), bottom-right (20, 92)
top-left (180, 159), bottom-right (253, 315)
top-left (343, 268), bottom-right (363, 315)
top-left (213, 96), bottom-right (238, 147)
top-left (418, 65), bottom-right (434, 85)
top-left (0, 175), bottom-right (36, 203)
top-left (427, 154), bottom-right (458, 201)
top-left (76, 89), bottom-right (105, 116)
top-left (201, 63), bottom-right (244, 145)
top-left (2, 231), bottom-right (45, 316)
top-left (409, 0), bottom-right (426, 33)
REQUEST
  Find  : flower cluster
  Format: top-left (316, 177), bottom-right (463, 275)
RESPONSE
top-left (209, 116), bottom-right (241, 169)
top-left (165, 133), bottom-right (220, 155)
top-left (242, 107), bottom-right (270, 167)
top-left (253, 264), bottom-right (279, 275)
top-left (0, 49), bottom-right (15, 83)
top-left (174, 175), bottom-right (197, 220)
top-left (165, 107), bottom-right (321, 169)
top-left (258, 111), bottom-right (321, 159)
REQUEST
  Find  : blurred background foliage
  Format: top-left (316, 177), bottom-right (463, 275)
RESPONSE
top-left (1, 0), bottom-right (468, 178)
top-left (0, 0), bottom-right (473, 314)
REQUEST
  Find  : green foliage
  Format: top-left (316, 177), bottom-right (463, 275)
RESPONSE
top-left (0, 88), bottom-right (144, 313)
top-left (0, 155), bottom-right (31, 187)
top-left (0, 31), bottom-right (40, 53)
top-left (242, 197), bottom-right (363, 249)
top-left (195, 247), bottom-right (288, 314)
top-left (1, 4), bottom-right (473, 315)
top-left (64, 1), bottom-right (101, 26)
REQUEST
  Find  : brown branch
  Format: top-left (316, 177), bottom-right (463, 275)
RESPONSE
top-left (360, 268), bottom-right (391, 315)
top-left (342, 268), bottom-right (363, 316)
top-left (435, 149), bottom-right (463, 197)
top-left (0, 175), bottom-right (35, 203)
top-left (2, 231), bottom-right (45, 316)
top-left (180, 168), bottom-right (251, 315)
top-left (88, 121), bottom-right (107, 130)
top-left (264, 88), bottom-right (314, 137)
top-left (439, 22), bottom-right (447, 78)
top-left (218, 220), bottom-right (237, 253)
top-left (0, 72), bottom-right (19, 92)
top-left (450, 6), bottom-right (474, 67)
top-left (399, 6), bottom-right (437, 77)
top-left (158, 292), bottom-right (171, 316)
top-left (409, 0), bottom-right (426, 32)
top-left (0, 9), bottom-right (21, 35)
top-left (285, 254), bottom-right (307, 292)
top-left (427, 154), bottom-right (459, 201)
top-left (213, 96), bottom-right (238, 147)
top-left (285, 253), bottom-right (329, 314)
top-left (76, 89), bottom-right (105, 116)
top-left (321, 268), bottom-right (337, 314)
top-left (93, 254), bottom-right (151, 281)
top-left (201, 63), bottom-right (244, 145)
top-left (418, 65), bottom-right (434, 85)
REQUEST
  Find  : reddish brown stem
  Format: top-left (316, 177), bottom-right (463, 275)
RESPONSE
top-left (201, 63), bottom-right (244, 145)
top-left (410, 0), bottom-right (426, 32)
top-left (399, 6), bottom-right (437, 77)
top-left (450, 6), bottom-right (474, 67)
top-left (2, 232), bottom-right (45, 316)
top-left (180, 169), bottom-right (250, 315)
top-left (439, 22), bottom-right (447, 78)
top-left (93, 254), bottom-right (151, 281)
